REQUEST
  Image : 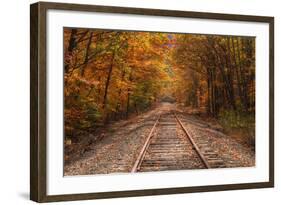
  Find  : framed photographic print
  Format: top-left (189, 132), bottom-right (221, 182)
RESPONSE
top-left (30, 1), bottom-right (274, 202)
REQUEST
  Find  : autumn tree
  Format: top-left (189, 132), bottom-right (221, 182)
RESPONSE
top-left (63, 28), bottom-right (172, 140)
top-left (173, 34), bottom-right (255, 116)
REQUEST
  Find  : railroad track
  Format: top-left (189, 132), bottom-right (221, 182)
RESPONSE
top-left (131, 111), bottom-right (226, 172)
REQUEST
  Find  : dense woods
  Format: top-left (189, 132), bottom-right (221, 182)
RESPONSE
top-left (172, 34), bottom-right (255, 137)
top-left (173, 34), bottom-right (255, 116)
top-left (64, 28), bottom-right (255, 142)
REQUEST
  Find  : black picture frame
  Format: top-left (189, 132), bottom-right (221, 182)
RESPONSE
top-left (30, 1), bottom-right (274, 202)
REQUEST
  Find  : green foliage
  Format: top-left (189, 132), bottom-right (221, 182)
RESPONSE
top-left (218, 109), bottom-right (255, 146)
top-left (218, 109), bottom-right (255, 130)
top-left (64, 94), bottom-right (102, 139)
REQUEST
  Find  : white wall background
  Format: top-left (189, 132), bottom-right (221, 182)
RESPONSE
top-left (0, 0), bottom-right (279, 204)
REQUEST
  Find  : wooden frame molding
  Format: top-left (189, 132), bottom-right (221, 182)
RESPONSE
top-left (30, 1), bottom-right (274, 202)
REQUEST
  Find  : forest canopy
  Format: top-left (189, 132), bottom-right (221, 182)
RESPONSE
top-left (63, 28), bottom-right (255, 141)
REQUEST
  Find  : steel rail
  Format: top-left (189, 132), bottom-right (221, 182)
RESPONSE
top-left (131, 115), bottom-right (161, 172)
top-left (173, 113), bottom-right (211, 169)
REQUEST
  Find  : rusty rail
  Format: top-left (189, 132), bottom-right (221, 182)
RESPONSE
top-left (173, 113), bottom-right (211, 169)
top-left (131, 115), bottom-right (160, 172)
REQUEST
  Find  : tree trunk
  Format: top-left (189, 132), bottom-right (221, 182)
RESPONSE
top-left (134, 102), bottom-right (139, 115)
top-left (231, 37), bottom-right (245, 110)
top-left (65, 29), bottom-right (77, 74)
top-left (80, 31), bottom-right (93, 77)
top-left (224, 37), bottom-right (237, 110)
top-left (236, 38), bottom-right (249, 111)
top-left (126, 91), bottom-right (130, 118)
top-left (126, 71), bottom-right (133, 119)
top-left (102, 51), bottom-right (116, 110)
top-left (211, 44), bottom-right (235, 111)
top-left (115, 70), bottom-right (126, 115)
top-left (206, 68), bottom-right (211, 114)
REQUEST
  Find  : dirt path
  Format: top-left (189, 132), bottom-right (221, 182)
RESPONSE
top-left (64, 103), bottom-right (255, 176)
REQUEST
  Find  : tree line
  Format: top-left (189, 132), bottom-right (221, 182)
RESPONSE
top-left (64, 28), bottom-right (171, 139)
top-left (64, 28), bottom-right (255, 141)
top-left (173, 34), bottom-right (255, 117)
